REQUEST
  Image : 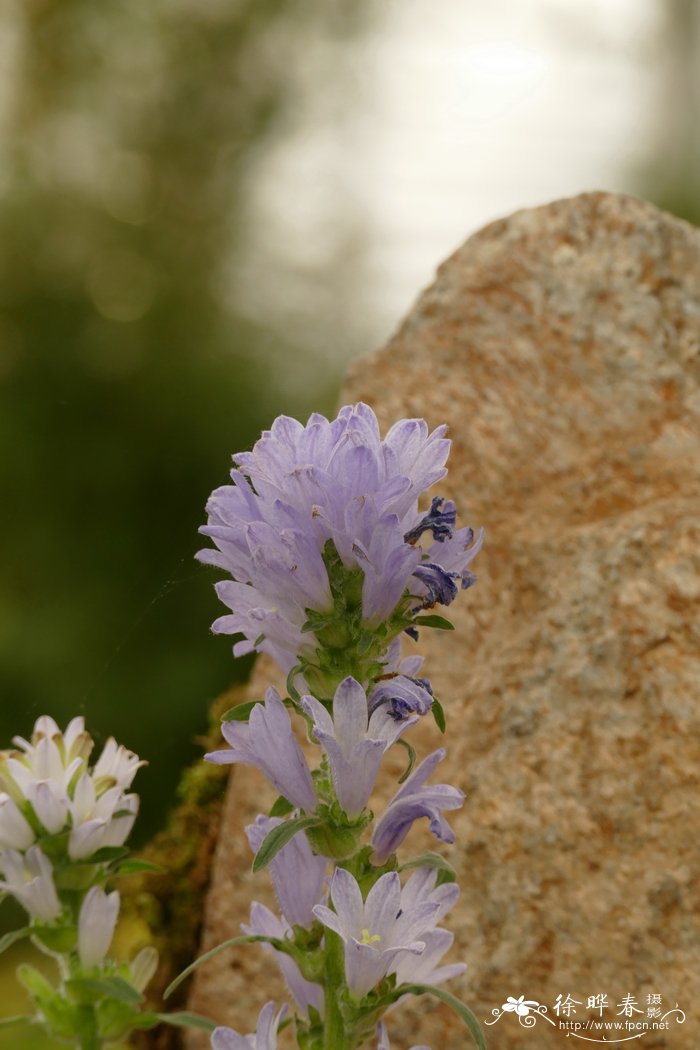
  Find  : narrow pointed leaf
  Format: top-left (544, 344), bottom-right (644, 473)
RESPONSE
top-left (155, 1011), bottom-right (217, 1031)
top-left (412, 615), bottom-right (455, 630)
top-left (398, 852), bottom-right (456, 881)
top-left (164, 934), bottom-right (286, 999)
top-left (391, 984), bottom-right (486, 1050)
top-left (0, 1015), bottom-right (32, 1029)
top-left (431, 696), bottom-right (446, 733)
top-left (397, 738), bottom-right (416, 784)
top-left (0, 927), bottom-right (29, 956)
top-left (114, 859), bottom-right (165, 876)
top-left (252, 816), bottom-right (320, 874)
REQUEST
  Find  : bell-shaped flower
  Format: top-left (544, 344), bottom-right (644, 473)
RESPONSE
top-left (78, 886), bottom-right (120, 967)
top-left (301, 677), bottom-right (415, 819)
top-left (91, 737), bottom-right (145, 792)
top-left (0, 793), bottom-right (35, 850)
top-left (245, 814), bottom-right (326, 929)
top-left (313, 868), bottom-right (439, 998)
top-left (205, 688), bottom-right (317, 813)
top-left (242, 902), bottom-right (323, 1020)
top-left (25, 780), bottom-right (69, 835)
top-left (392, 928), bottom-right (466, 988)
top-left (371, 750), bottom-right (464, 864)
top-left (0, 846), bottom-right (62, 922)
top-left (368, 675), bottom-right (434, 721)
top-left (211, 1001), bottom-right (287, 1050)
top-left (397, 867), bottom-right (460, 932)
top-left (68, 776), bottom-right (139, 860)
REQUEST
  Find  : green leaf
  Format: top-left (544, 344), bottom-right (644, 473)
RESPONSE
top-left (431, 696), bottom-right (446, 733)
top-left (220, 699), bottom-right (261, 723)
top-left (269, 795), bottom-right (294, 817)
top-left (155, 1011), bottom-right (217, 1032)
top-left (412, 614), bottom-right (455, 630)
top-left (114, 859), bottom-right (165, 876)
top-left (396, 739), bottom-right (416, 784)
top-left (388, 984), bottom-right (486, 1050)
top-left (164, 934), bottom-right (286, 999)
top-left (252, 816), bottom-right (321, 873)
top-left (65, 976), bottom-right (144, 1005)
top-left (398, 851), bottom-right (456, 882)
top-left (32, 924), bottom-right (76, 954)
top-left (0, 927), bottom-right (29, 956)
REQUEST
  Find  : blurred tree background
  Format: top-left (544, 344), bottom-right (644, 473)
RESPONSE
top-left (0, 0), bottom-right (370, 842)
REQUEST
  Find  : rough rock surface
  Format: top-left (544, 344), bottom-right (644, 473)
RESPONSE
top-left (186, 192), bottom-right (700, 1050)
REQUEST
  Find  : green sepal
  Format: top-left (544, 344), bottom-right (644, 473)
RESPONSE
top-left (412, 614), bottom-right (455, 630)
top-left (396, 739), bottom-right (416, 784)
top-left (269, 795), bottom-right (294, 817)
top-left (398, 851), bottom-right (456, 883)
top-left (380, 983), bottom-right (486, 1050)
top-left (431, 696), bottom-right (446, 733)
top-left (0, 926), bottom-right (29, 955)
top-left (253, 816), bottom-right (321, 873)
top-left (219, 699), bottom-right (261, 723)
top-left (164, 934), bottom-right (288, 999)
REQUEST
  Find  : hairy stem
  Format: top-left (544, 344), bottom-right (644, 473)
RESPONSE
top-left (323, 928), bottom-right (350, 1050)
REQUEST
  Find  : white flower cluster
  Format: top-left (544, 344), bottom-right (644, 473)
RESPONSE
top-left (0, 715), bottom-right (143, 924)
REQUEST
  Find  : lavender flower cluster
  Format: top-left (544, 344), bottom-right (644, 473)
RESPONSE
top-left (197, 404), bottom-right (485, 1050)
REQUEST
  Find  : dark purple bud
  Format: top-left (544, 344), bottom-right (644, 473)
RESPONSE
top-left (403, 497), bottom-right (457, 545)
top-left (412, 562), bottom-right (460, 607)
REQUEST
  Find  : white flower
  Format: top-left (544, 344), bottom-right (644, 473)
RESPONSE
top-left (0, 846), bottom-right (62, 922)
top-left (68, 776), bottom-right (139, 860)
top-left (78, 886), bottom-right (120, 967)
top-left (92, 738), bottom-right (144, 792)
top-left (0, 716), bottom-right (142, 862)
top-left (0, 794), bottom-right (35, 850)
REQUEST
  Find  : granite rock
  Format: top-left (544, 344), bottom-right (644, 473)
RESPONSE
top-left (186, 192), bottom-right (700, 1049)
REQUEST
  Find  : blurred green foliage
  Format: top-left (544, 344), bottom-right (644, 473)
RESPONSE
top-left (0, 0), bottom-right (365, 843)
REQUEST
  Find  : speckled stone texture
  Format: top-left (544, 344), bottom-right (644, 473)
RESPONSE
top-left (186, 192), bottom-right (700, 1050)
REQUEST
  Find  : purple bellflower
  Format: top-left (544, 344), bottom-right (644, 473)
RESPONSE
top-left (392, 928), bottom-right (466, 988)
top-left (368, 675), bottom-right (434, 721)
top-left (242, 903), bottom-right (324, 1021)
top-left (300, 677), bottom-right (417, 818)
top-left (205, 689), bottom-right (317, 813)
top-left (211, 1001), bottom-right (287, 1050)
top-left (371, 750), bottom-right (465, 865)
top-left (312, 868), bottom-right (442, 998)
top-left (245, 814), bottom-right (326, 929)
top-left (197, 404), bottom-right (481, 677)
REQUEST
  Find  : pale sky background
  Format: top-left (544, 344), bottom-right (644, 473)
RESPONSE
top-left (232, 0), bottom-right (662, 375)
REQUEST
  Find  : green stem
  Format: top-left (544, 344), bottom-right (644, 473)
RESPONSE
top-left (323, 929), bottom-right (350, 1050)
